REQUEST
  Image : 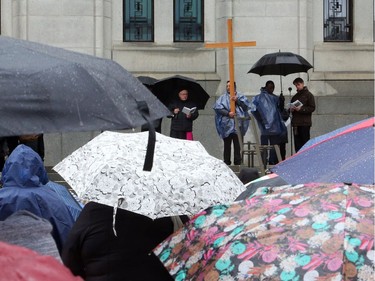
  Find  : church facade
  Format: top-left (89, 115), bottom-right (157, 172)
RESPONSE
top-left (1, 0), bottom-right (373, 165)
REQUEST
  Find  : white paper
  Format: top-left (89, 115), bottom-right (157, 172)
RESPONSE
top-left (182, 106), bottom-right (197, 115)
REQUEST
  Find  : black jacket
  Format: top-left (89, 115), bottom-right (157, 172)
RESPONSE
top-left (168, 99), bottom-right (199, 132)
top-left (62, 202), bottom-right (174, 281)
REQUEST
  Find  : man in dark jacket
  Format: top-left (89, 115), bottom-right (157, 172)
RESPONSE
top-left (290, 77), bottom-right (316, 152)
top-left (168, 89), bottom-right (199, 140)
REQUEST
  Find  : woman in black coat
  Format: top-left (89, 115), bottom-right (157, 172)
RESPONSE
top-left (62, 202), bottom-right (174, 281)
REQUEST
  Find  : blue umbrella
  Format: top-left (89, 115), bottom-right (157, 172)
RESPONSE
top-left (270, 118), bottom-right (374, 184)
top-left (299, 117), bottom-right (374, 151)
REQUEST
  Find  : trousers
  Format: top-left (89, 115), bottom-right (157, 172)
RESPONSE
top-left (223, 133), bottom-right (241, 165)
top-left (293, 126), bottom-right (311, 152)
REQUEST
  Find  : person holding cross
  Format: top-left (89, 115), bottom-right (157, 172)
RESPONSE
top-left (213, 81), bottom-right (251, 166)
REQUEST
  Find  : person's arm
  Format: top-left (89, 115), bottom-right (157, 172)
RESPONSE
top-left (216, 108), bottom-right (230, 116)
top-left (235, 94), bottom-right (251, 112)
top-left (168, 102), bottom-right (181, 118)
top-left (190, 108), bottom-right (199, 120)
top-left (213, 95), bottom-right (234, 117)
top-left (296, 92), bottom-right (316, 114)
top-left (278, 94), bottom-right (285, 112)
top-left (236, 99), bottom-right (249, 111)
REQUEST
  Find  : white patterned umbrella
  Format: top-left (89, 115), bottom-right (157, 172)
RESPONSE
top-left (53, 131), bottom-right (245, 219)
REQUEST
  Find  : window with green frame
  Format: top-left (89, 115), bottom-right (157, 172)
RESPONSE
top-left (123, 0), bottom-right (154, 42)
top-left (323, 0), bottom-right (353, 42)
top-left (174, 0), bottom-right (204, 42)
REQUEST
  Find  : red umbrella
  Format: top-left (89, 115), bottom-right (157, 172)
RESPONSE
top-left (0, 242), bottom-right (82, 281)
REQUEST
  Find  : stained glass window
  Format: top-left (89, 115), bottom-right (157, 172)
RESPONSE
top-left (123, 0), bottom-right (153, 42)
top-left (323, 0), bottom-right (353, 42)
top-left (174, 0), bottom-right (204, 42)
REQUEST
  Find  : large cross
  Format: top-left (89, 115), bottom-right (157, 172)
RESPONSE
top-left (205, 19), bottom-right (256, 112)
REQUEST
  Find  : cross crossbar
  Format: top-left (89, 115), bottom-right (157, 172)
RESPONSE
top-left (205, 19), bottom-right (256, 112)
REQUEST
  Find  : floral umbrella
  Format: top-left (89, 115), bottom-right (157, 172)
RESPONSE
top-left (154, 183), bottom-right (375, 280)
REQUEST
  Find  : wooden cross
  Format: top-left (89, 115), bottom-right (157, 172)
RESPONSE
top-left (205, 19), bottom-right (256, 112)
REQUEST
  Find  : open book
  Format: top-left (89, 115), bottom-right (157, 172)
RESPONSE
top-left (287, 100), bottom-right (303, 108)
top-left (182, 106), bottom-right (197, 115)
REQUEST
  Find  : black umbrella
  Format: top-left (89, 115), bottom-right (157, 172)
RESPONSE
top-left (248, 51), bottom-right (313, 76)
top-left (137, 76), bottom-right (159, 87)
top-left (0, 36), bottom-right (171, 171)
top-left (248, 51), bottom-right (313, 157)
top-left (136, 76), bottom-right (162, 133)
top-left (152, 75), bottom-right (210, 109)
top-left (0, 36), bottom-right (170, 136)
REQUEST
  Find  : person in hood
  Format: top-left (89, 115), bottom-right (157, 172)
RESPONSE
top-left (213, 81), bottom-right (251, 165)
top-left (0, 210), bottom-right (61, 261)
top-left (255, 80), bottom-right (288, 166)
top-left (0, 144), bottom-right (75, 254)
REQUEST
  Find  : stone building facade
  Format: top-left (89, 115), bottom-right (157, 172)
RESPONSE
top-left (1, 0), bottom-right (373, 166)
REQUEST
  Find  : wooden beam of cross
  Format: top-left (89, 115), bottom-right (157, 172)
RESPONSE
top-left (205, 19), bottom-right (256, 112)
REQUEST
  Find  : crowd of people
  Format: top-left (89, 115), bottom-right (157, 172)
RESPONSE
top-left (140, 77), bottom-right (315, 166)
top-left (0, 134), bottom-right (45, 171)
top-left (0, 78), bottom-right (315, 280)
top-left (0, 144), bottom-right (178, 280)
top-left (213, 77), bottom-right (315, 167)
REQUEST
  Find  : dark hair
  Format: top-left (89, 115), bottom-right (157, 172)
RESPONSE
top-left (238, 168), bottom-right (260, 184)
top-left (226, 80), bottom-right (237, 88)
top-left (265, 80), bottom-right (275, 87)
top-left (293, 77), bottom-right (304, 84)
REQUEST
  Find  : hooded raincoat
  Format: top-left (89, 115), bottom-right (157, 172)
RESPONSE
top-left (251, 87), bottom-right (287, 140)
top-left (213, 91), bottom-right (251, 139)
top-left (0, 144), bottom-right (75, 253)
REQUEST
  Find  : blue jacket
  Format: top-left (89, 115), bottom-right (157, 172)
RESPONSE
top-left (213, 91), bottom-right (251, 139)
top-left (0, 144), bottom-right (75, 253)
top-left (251, 88), bottom-right (287, 138)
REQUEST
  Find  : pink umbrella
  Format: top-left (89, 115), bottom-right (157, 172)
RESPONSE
top-left (0, 242), bottom-right (82, 281)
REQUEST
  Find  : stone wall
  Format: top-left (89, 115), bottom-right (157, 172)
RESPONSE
top-left (0, 0), bottom-right (373, 166)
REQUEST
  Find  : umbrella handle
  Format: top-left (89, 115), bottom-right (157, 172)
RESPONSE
top-left (143, 125), bottom-right (156, 171)
top-left (137, 101), bottom-right (156, 171)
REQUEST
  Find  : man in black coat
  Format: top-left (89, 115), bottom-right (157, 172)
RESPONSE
top-left (168, 89), bottom-right (199, 140)
top-left (62, 202), bottom-right (174, 281)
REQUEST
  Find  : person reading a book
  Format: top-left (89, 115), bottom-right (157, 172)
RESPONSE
top-left (290, 77), bottom-right (316, 152)
top-left (168, 89), bottom-right (199, 140)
